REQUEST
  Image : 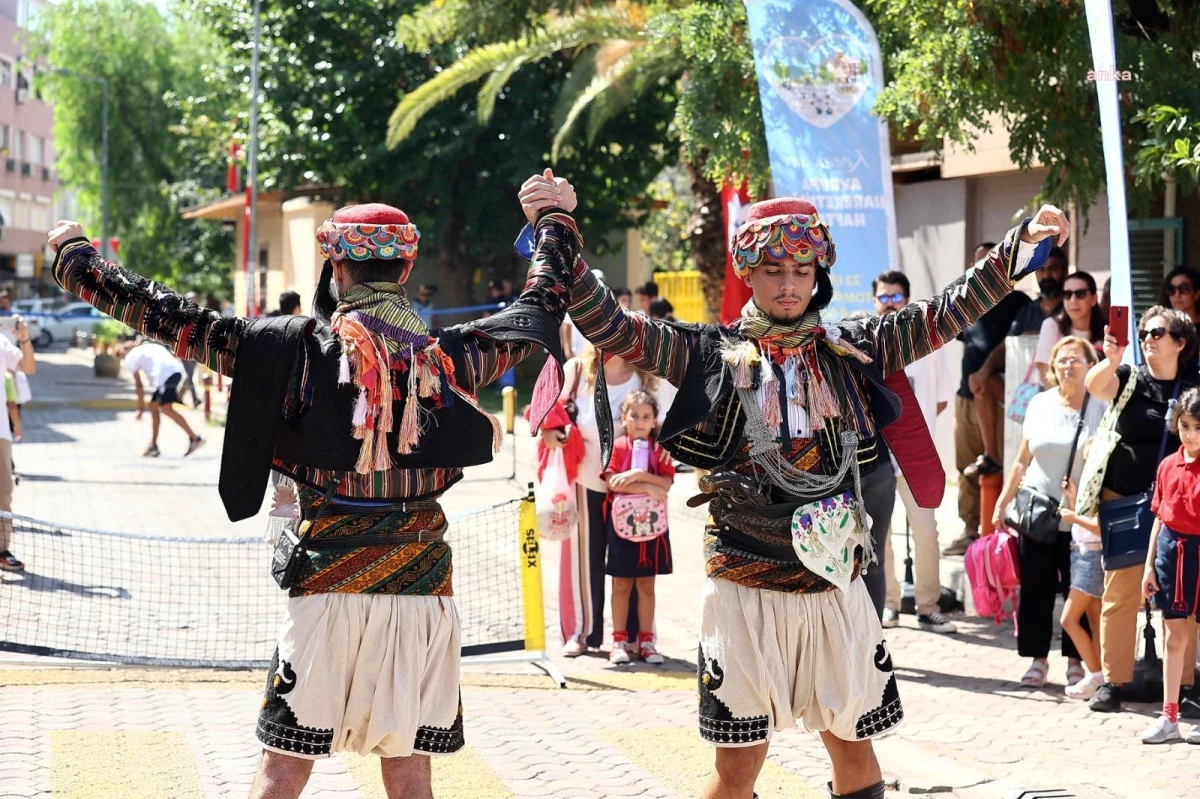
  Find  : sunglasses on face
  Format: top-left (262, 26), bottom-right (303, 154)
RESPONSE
top-left (1139, 327), bottom-right (1181, 342)
top-left (1167, 282), bottom-right (1195, 296)
top-left (1062, 288), bottom-right (1093, 300)
top-left (876, 293), bottom-right (906, 305)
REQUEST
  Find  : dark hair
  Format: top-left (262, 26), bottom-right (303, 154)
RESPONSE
top-left (975, 241), bottom-right (996, 252)
top-left (812, 269), bottom-right (834, 314)
top-left (648, 298), bottom-right (674, 319)
top-left (871, 270), bottom-right (910, 296)
top-left (1170, 387), bottom-right (1200, 433)
top-left (635, 281), bottom-right (659, 298)
top-left (1140, 305), bottom-right (1200, 369)
top-left (1045, 246), bottom-right (1068, 271)
top-left (342, 258), bottom-right (410, 285)
top-left (614, 287), bottom-right (632, 301)
top-left (279, 291), bottom-right (302, 315)
top-left (1158, 266), bottom-right (1200, 307)
top-left (1056, 271), bottom-right (1104, 342)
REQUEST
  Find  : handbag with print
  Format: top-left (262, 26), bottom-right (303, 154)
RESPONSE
top-left (1074, 368), bottom-right (1140, 518)
top-left (1005, 358), bottom-right (1043, 424)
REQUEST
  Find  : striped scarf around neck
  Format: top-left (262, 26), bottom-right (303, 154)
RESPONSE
top-left (331, 282), bottom-right (501, 473)
top-left (725, 300), bottom-right (876, 439)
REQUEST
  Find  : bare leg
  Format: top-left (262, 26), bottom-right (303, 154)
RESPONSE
top-left (635, 577), bottom-right (656, 633)
top-left (610, 577), bottom-right (634, 638)
top-left (248, 750), bottom-right (313, 799)
top-left (160, 403), bottom-right (198, 441)
top-left (381, 754), bottom-right (433, 799)
top-left (702, 743), bottom-right (767, 799)
top-left (1164, 618), bottom-right (1189, 706)
top-left (149, 404), bottom-right (161, 447)
top-left (1060, 590), bottom-right (1101, 674)
top-left (820, 732), bottom-right (882, 796)
top-left (975, 375), bottom-right (1003, 462)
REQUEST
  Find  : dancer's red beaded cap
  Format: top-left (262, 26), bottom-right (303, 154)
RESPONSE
top-left (331, 203), bottom-right (411, 225)
top-left (318, 204), bottom-right (420, 263)
top-left (742, 197), bottom-right (819, 223)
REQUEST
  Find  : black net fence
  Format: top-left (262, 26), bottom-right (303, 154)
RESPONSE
top-left (0, 497), bottom-right (527, 667)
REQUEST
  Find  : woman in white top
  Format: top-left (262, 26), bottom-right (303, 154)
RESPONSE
top-left (994, 336), bottom-right (1105, 688)
top-left (546, 343), bottom-right (675, 656)
top-left (1033, 271), bottom-right (1105, 384)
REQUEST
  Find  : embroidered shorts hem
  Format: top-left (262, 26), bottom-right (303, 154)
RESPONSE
top-left (256, 593), bottom-right (464, 760)
top-left (697, 577), bottom-right (903, 746)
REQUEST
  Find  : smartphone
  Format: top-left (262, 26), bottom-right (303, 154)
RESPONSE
top-left (1108, 305), bottom-right (1129, 348)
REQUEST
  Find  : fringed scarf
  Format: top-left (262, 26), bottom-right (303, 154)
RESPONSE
top-left (331, 282), bottom-right (502, 473)
top-left (726, 302), bottom-right (876, 439)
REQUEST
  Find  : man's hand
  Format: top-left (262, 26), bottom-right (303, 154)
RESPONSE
top-left (48, 220), bottom-right (87, 253)
top-left (519, 169), bottom-right (577, 224)
top-left (13, 318), bottom-right (29, 344)
top-left (135, 404), bottom-right (146, 421)
top-left (967, 369), bottom-right (988, 397)
top-left (1019, 204), bottom-right (1070, 246)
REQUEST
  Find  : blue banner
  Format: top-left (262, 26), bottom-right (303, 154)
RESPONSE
top-left (743, 0), bottom-right (898, 319)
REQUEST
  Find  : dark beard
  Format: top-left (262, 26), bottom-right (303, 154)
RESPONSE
top-left (1039, 279), bottom-right (1063, 298)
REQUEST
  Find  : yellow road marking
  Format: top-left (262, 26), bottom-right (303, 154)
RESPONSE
top-left (51, 730), bottom-right (204, 799)
top-left (596, 727), bottom-right (823, 799)
top-left (341, 746), bottom-right (514, 799)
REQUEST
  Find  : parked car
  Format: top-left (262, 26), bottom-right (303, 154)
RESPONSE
top-left (13, 299), bottom-right (67, 348)
top-left (38, 302), bottom-right (110, 347)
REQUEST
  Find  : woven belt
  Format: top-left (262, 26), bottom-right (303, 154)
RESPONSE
top-left (302, 527), bottom-right (446, 550)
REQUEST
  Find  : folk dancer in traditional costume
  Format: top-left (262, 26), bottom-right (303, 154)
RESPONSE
top-left (47, 172), bottom-right (582, 799)
top-left (522, 186), bottom-right (1069, 799)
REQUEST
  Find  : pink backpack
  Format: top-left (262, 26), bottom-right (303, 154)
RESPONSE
top-left (964, 529), bottom-right (1021, 630)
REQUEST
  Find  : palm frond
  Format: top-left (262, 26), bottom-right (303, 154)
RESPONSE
top-left (551, 42), bottom-right (680, 161)
top-left (552, 49), bottom-right (598, 132)
top-left (477, 55), bottom-right (533, 125)
top-left (387, 10), bottom-right (641, 148)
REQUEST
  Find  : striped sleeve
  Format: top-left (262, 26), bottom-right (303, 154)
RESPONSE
top-left (51, 238), bottom-right (245, 376)
top-left (861, 221), bottom-right (1046, 377)
top-left (567, 261), bottom-right (694, 386)
top-left (456, 211), bottom-right (581, 390)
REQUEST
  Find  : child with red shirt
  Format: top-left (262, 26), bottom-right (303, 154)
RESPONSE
top-left (1141, 387), bottom-right (1200, 744)
top-left (603, 390), bottom-right (674, 665)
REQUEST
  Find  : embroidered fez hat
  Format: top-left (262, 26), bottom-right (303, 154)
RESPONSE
top-left (317, 203), bottom-right (421, 263)
top-left (731, 197), bottom-right (835, 275)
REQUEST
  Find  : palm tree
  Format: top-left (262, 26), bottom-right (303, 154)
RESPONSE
top-left (386, 1), bottom-right (766, 320)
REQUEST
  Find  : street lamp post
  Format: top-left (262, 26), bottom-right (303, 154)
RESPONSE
top-left (49, 67), bottom-right (110, 260)
top-left (244, 0), bottom-right (262, 317)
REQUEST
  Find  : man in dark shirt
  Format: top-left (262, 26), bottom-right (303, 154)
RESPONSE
top-left (945, 245), bottom-right (1066, 554)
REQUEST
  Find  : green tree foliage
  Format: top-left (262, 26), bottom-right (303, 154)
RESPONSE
top-left (863, 0), bottom-right (1200, 213)
top-left (1133, 105), bottom-right (1200, 199)
top-left (189, 0), bottom-right (673, 309)
top-left (31, 0), bottom-right (234, 297)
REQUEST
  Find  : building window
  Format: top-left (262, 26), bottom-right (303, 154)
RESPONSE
top-left (14, 130), bottom-right (23, 161)
top-left (28, 136), bottom-right (42, 166)
top-left (0, 60), bottom-right (11, 89)
top-left (0, 125), bottom-right (9, 156)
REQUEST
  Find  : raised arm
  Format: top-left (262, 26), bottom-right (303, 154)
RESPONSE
top-left (854, 206), bottom-right (1066, 377)
top-left (48, 225), bottom-right (244, 377)
top-left (565, 263), bottom-right (695, 386)
top-left (454, 210), bottom-right (582, 390)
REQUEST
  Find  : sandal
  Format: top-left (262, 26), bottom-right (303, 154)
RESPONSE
top-left (143, 444), bottom-right (161, 457)
top-left (1020, 660), bottom-right (1049, 688)
top-left (1065, 662), bottom-right (1086, 687)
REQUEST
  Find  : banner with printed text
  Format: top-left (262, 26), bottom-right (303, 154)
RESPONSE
top-left (743, 0), bottom-right (897, 319)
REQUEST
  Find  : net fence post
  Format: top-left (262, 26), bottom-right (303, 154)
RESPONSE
top-left (518, 484), bottom-right (545, 653)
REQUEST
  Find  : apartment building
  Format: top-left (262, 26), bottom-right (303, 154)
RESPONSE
top-left (0, 0), bottom-right (57, 296)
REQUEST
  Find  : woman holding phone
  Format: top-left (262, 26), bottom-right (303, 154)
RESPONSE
top-left (1084, 306), bottom-right (1200, 713)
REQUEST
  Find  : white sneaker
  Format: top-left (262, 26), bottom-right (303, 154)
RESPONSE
top-left (560, 638), bottom-right (586, 658)
top-left (638, 640), bottom-right (665, 665)
top-left (1140, 715), bottom-right (1181, 745)
top-left (881, 608), bottom-right (900, 629)
top-left (1186, 725), bottom-right (1200, 745)
top-left (609, 641), bottom-right (631, 665)
top-left (917, 612), bottom-right (958, 634)
top-left (1064, 672), bottom-right (1103, 700)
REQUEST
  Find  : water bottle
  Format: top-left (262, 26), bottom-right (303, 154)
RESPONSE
top-left (631, 438), bottom-right (650, 471)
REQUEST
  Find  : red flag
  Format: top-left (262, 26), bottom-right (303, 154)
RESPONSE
top-left (719, 182), bottom-right (753, 324)
top-left (227, 139), bottom-right (242, 193)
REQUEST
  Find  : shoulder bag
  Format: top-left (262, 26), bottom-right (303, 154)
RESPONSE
top-left (1074, 367), bottom-right (1140, 518)
top-left (1099, 378), bottom-right (1182, 570)
top-left (1006, 357), bottom-right (1043, 424)
top-left (1005, 393), bottom-right (1090, 545)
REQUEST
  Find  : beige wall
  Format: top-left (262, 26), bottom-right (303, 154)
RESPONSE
top-left (282, 197), bottom-right (334, 309)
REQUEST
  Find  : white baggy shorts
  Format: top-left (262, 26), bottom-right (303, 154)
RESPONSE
top-left (256, 593), bottom-right (463, 759)
top-left (697, 577), bottom-right (903, 746)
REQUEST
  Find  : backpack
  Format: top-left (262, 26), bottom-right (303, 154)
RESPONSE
top-left (964, 529), bottom-right (1021, 630)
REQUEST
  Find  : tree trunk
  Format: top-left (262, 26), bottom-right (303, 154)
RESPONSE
top-left (686, 158), bottom-right (726, 322)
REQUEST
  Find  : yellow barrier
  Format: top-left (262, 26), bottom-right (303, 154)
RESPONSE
top-left (652, 270), bottom-right (707, 323)
top-left (518, 491), bottom-right (546, 653)
top-left (502, 386), bottom-right (516, 434)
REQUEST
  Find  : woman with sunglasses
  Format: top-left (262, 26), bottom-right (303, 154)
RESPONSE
top-left (1084, 306), bottom-right (1200, 713)
top-left (1034, 271), bottom-right (1106, 384)
top-left (1159, 267), bottom-right (1200, 325)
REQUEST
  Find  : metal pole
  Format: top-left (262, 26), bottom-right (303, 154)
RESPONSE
top-left (100, 78), bottom-right (109, 260)
top-left (245, 0), bottom-right (262, 316)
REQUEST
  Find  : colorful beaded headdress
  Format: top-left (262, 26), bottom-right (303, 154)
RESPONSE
top-left (317, 203), bottom-right (420, 263)
top-left (731, 198), bottom-right (836, 277)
